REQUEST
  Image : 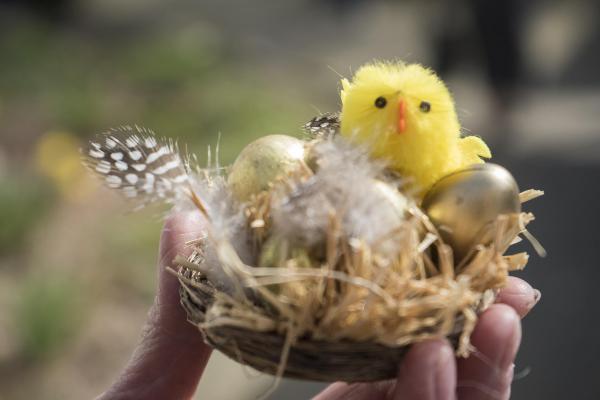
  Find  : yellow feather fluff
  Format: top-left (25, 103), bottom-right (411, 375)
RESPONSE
top-left (339, 61), bottom-right (491, 197)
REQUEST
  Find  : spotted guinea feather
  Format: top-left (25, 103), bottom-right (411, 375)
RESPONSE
top-left (83, 125), bottom-right (191, 208)
top-left (303, 113), bottom-right (340, 139)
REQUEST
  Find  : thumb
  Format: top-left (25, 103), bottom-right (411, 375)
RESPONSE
top-left (98, 212), bottom-right (212, 400)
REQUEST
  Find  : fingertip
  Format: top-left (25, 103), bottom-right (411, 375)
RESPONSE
top-left (394, 339), bottom-right (456, 400)
top-left (399, 339), bottom-right (453, 372)
top-left (496, 276), bottom-right (540, 318)
top-left (158, 211), bottom-right (206, 306)
top-left (473, 304), bottom-right (521, 369)
top-left (430, 341), bottom-right (456, 400)
top-left (313, 381), bottom-right (395, 400)
top-left (159, 211), bottom-right (207, 264)
top-left (457, 304), bottom-right (522, 400)
top-left (101, 210), bottom-right (212, 400)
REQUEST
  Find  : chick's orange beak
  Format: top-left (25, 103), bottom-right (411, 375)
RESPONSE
top-left (397, 99), bottom-right (406, 134)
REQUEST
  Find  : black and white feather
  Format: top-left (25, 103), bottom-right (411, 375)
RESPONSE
top-left (303, 113), bottom-right (340, 139)
top-left (83, 125), bottom-right (192, 208)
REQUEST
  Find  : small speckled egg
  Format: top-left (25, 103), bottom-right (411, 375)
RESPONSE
top-left (227, 135), bottom-right (307, 202)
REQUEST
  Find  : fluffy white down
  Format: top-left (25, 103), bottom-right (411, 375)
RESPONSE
top-left (180, 173), bottom-right (255, 293)
top-left (270, 138), bottom-right (410, 258)
top-left (183, 138), bottom-right (412, 292)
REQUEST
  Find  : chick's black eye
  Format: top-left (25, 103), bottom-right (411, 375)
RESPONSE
top-left (374, 96), bottom-right (387, 109)
top-left (419, 101), bottom-right (431, 113)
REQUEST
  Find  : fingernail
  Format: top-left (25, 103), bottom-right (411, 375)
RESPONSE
top-left (434, 343), bottom-right (456, 400)
top-left (533, 289), bottom-right (541, 305)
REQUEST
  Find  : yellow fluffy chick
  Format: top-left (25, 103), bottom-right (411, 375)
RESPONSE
top-left (340, 62), bottom-right (491, 197)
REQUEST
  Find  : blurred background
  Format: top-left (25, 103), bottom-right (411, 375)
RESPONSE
top-left (0, 0), bottom-right (598, 398)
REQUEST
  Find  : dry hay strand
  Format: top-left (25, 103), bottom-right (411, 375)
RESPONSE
top-left (173, 185), bottom-right (538, 382)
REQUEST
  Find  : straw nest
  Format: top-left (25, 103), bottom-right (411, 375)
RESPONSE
top-left (171, 138), bottom-right (541, 382)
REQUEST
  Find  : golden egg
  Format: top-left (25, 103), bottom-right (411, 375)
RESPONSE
top-left (227, 135), bottom-right (307, 202)
top-left (421, 163), bottom-right (521, 261)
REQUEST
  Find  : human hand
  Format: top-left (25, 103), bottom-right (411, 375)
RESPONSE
top-left (97, 212), bottom-right (212, 400)
top-left (314, 278), bottom-right (539, 400)
top-left (314, 267), bottom-right (540, 400)
top-left (98, 212), bottom-right (540, 400)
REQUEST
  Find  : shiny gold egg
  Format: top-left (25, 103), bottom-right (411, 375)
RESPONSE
top-left (227, 135), bottom-right (307, 202)
top-left (421, 163), bottom-right (521, 261)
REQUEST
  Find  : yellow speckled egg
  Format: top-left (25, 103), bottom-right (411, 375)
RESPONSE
top-left (421, 163), bottom-right (521, 261)
top-left (227, 135), bottom-right (307, 202)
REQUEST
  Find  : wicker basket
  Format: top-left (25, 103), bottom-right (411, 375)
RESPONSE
top-left (179, 269), bottom-right (479, 382)
top-left (172, 194), bottom-right (537, 382)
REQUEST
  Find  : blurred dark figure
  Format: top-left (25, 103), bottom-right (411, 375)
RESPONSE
top-left (0, 0), bottom-right (74, 23)
top-left (470, 0), bottom-right (523, 104)
top-left (565, 2), bottom-right (600, 86)
top-left (436, 0), bottom-right (523, 105)
top-left (327, 0), bottom-right (364, 10)
top-left (435, 0), bottom-right (525, 152)
top-left (316, 0), bottom-right (368, 15)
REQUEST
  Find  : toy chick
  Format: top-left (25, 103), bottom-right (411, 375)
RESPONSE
top-left (338, 62), bottom-right (491, 197)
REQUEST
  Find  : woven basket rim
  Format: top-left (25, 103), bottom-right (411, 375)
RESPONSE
top-left (178, 269), bottom-right (494, 382)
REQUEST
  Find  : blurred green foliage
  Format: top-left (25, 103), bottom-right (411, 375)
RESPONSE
top-left (0, 22), bottom-right (304, 163)
top-left (15, 275), bottom-right (83, 361)
top-left (0, 13), bottom-right (307, 397)
top-left (103, 212), bottom-right (162, 301)
top-left (0, 176), bottom-right (53, 255)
